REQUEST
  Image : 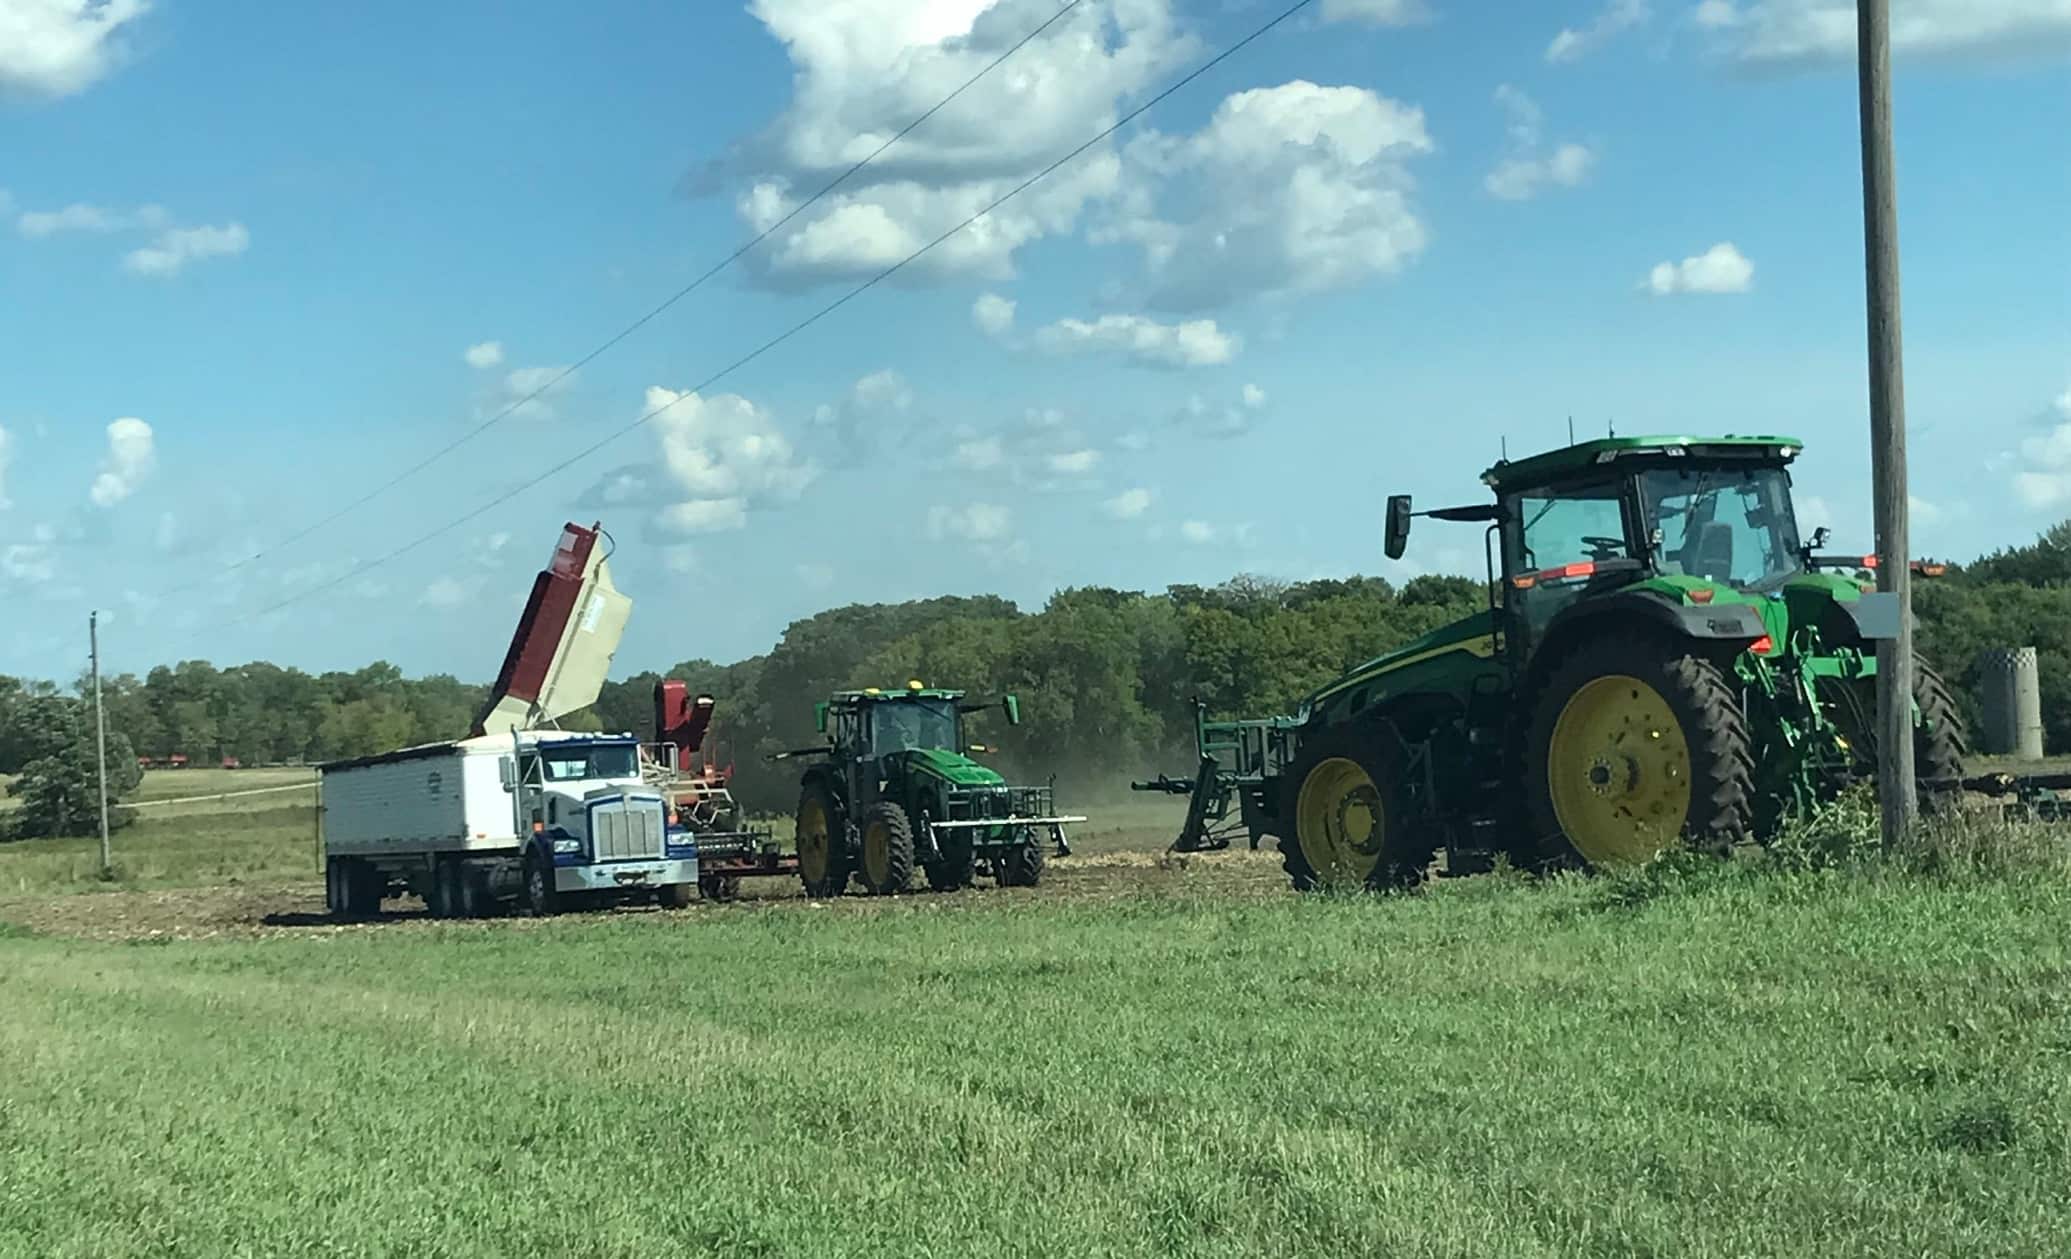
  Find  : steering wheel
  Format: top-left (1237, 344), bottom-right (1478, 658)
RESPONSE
top-left (1579, 535), bottom-right (1626, 560)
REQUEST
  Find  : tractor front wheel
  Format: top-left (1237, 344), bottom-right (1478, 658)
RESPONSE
top-left (999, 835), bottom-right (1044, 888)
top-left (1527, 635), bottom-right (1756, 867)
top-left (795, 779), bottom-right (852, 898)
top-left (1278, 721), bottom-right (1432, 893)
top-left (855, 802), bottom-right (916, 895)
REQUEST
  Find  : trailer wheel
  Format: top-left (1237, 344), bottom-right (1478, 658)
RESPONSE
top-left (325, 858), bottom-right (349, 918)
top-left (337, 859), bottom-right (384, 919)
top-left (428, 857), bottom-right (461, 919)
top-left (795, 778), bottom-right (851, 898)
top-left (999, 835), bottom-right (1044, 888)
top-left (522, 850), bottom-right (557, 917)
top-left (699, 875), bottom-right (741, 902)
top-left (856, 802), bottom-right (916, 895)
top-left (656, 883), bottom-right (694, 910)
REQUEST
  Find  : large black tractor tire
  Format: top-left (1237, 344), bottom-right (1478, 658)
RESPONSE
top-left (1276, 720), bottom-right (1435, 893)
top-left (855, 801), bottom-right (916, 896)
top-left (1526, 634), bottom-right (1756, 867)
top-left (795, 778), bottom-right (852, 899)
top-left (521, 849), bottom-right (558, 918)
top-left (923, 828), bottom-right (976, 891)
top-left (999, 834), bottom-right (1045, 888)
top-left (1823, 652), bottom-right (1970, 811)
top-left (699, 875), bottom-right (742, 902)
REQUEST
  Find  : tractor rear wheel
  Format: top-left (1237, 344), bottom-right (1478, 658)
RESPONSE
top-left (1527, 635), bottom-right (1756, 866)
top-left (856, 802), bottom-right (916, 895)
top-left (795, 779), bottom-right (851, 899)
top-left (1278, 721), bottom-right (1433, 892)
top-left (1821, 652), bottom-right (1970, 810)
top-left (999, 835), bottom-right (1044, 887)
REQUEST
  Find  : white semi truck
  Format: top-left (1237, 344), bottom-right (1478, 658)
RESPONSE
top-left (319, 523), bottom-right (700, 918)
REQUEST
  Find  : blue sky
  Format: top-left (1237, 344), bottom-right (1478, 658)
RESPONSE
top-left (2, 0), bottom-right (2067, 684)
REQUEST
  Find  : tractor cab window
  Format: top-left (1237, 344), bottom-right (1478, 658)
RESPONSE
top-left (1640, 466), bottom-right (1802, 589)
top-left (868, 700), bottom-right (957, 756)
top-left (1508, 480), bottom-right (1632, 574)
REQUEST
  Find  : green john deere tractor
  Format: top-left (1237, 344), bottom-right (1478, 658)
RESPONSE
top-left (1145, 433), bottom-right (1969, 891)
top-left (777, 683), bottom-right (1086, 897)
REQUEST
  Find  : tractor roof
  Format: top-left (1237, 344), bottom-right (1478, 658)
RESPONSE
top-left (1480, 434), bottom-right (1803, 493)
top-left (830, 685), bottom-right (966, 705)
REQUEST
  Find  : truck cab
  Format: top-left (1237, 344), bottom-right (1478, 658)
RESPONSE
top-left (501, 732), bottom-right (691, 903)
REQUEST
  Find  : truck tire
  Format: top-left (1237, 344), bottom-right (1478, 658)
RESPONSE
top-left (999, 835), bottom-right (1044, 888)
top-left (1277, 720), bottom-right (1433, 893)
top-left (428, 857), bottom-right (461, 919)
top-left (325, 858), bottom-right (347, 917)
top-left (522, 849), bottom-right (558, 917)
top-left (454, 860), bottom-right (489, 918)
top-left (656, 883), bottom-right (694, 910)
top-left (855, 801), bottom-right (916, 895)
top-left (1526, 633), bottom-right (1756, 867)
top-left (795, 778), bottom-right (851, 899)
top-left (341, 859), bottom-right (384, 919)
top-left (700, 875), bottom-right (742, 902)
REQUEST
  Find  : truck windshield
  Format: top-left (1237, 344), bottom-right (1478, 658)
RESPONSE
top-left (538, 743), bottom-right (639, 782)
top-left (1640, 466), bottom-right (1802, 589)
top-left (870, 700), bottom-right (957, 754)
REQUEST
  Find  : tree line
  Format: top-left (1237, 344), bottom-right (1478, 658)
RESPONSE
top-left (5, 520), bottom-right (2069, 833)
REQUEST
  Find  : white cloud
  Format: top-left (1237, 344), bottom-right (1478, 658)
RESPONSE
top-left (89, 416), bottom-right (153, 507)
top-left (1030, 313), bottom-right (1239, 368)
top-left (1483, 84), bottom-right (1596, 201)
top-left (797, 561), bottom-right (834, 590)
top-left (0, 0), bottom-right (149, 99)
top-left (642, 386), bottom-right (816, 536)
top-left (122, 222), bottom-right (249, 277)
top-left (1179, 520), bottom-right (1216, 544)
top-left (2015, 387), bottom-right (2071, 509)
top-left (464, 341), bottom-right (504, 369)
top-left (1242, 384), bottom-right (1267, 408)
top-left (1104, 487), bottom-right (1153, 519)
top-left (498, 365), bottom-right (575, 420)
top-left (1547, 0), bottom-right (1651, 62)
top-left (16, 201), bottom-right (166, 237)
top-left (1644, 241), bottom-right (1754, 294)
top-left (928, 501), bottom-right (1013, 543)
top-left (1045, 448), bottom-right (1101, 475)
top-left (663, 545), bottom-right (700, 575)
top-left (1174, 383), bottom-right (1270, 439)
top-left (972, 292), bottom-right (1017, 336)
top-left (3, 525), bottom-right (57, 585)
top-left (1104, 80), bottom-right (1435, 310)
top-left (154, 510), bottom-right (177, 551)
top-left (1700, 0), bottom-right (2071, 66)
top-left (727, 0), bottom-right (1194, 288)
top-left (421, 577), bottom-right (473, 608)
top-left (953, 436), bottom-right (1004, 471)
top-left (849, 368), bottom-right (913, 411)
top-left (1320, 0), bottom-right (1433, 24)
top-left (0, 424), bottom-right (11, 510)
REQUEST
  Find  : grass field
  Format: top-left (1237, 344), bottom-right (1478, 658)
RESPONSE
top-left (1, 780), bottom-right (2068, 1256)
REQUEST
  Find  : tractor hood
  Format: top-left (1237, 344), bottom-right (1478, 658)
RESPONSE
top-left (885, 746), bottom-right (1007, 787)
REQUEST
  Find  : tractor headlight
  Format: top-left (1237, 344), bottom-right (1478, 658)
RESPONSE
top-left (552, 837), bottom-right (581, 855)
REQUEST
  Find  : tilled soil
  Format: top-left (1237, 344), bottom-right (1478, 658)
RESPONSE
top-left (0, 850), bottom-right (1291, 944)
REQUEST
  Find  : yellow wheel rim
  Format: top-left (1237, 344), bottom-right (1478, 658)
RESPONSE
top-left (863, 819), bottom-right (890, 887)
top-left (1295, 756), bottom-right (1386, 885)
top-left (1546, 675), bottom-right (1692, 865)
top-left (797, 796), bottom-right (829, 883)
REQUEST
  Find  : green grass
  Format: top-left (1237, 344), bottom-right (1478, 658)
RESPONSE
top-left (2, 857), bottom-right (2068, 1257)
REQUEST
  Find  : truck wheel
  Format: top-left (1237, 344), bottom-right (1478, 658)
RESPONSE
top-left (656, 883), bottom-right (694, 910)
top-left (1278, 721), bottom-right (1433, 892)
top-left (428, 857), bottom-right (461, 919)
top-left (795, 779), bottom-right (851, 898)
top-left (453, 860), bottom-right (488, 918)
top-left (1527, 634), bottom-right (1755, 867)
top-left (700, 875), bottom-right (742, 902)
top-left (999, 836), bottom-right (1045, 888)
top-left (856, 802), bottom-right (916, 895)
top-left (522, 850), bottom-right (557, 917)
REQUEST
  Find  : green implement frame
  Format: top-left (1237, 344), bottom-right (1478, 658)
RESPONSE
top-left (1132, 700), bottom-right (1299, 853)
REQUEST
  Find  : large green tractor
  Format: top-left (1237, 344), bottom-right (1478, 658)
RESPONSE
top-left (1151, 434), bottom-right (1969, 890)
top-left (779, 683), bottom-right (1085, 897)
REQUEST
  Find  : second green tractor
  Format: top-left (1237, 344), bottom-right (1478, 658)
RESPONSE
top-left (783, 684), bottom-right (1084, 896)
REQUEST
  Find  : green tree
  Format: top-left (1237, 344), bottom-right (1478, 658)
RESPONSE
top-left (5, 700), bottom-right (143, 840)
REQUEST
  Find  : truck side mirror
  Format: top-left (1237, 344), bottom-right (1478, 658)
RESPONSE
top-left (498, 756), bottom-right (516, 791)
top-left (1003, 694), bottom-right (1022, 726)
top-left (1385, 495), bottom-right (1413, 560)
top-left (814, 701), bottom-right (829, 734)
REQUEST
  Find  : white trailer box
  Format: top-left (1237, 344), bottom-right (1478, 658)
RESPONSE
top-left (320, 730), bottom-right (696, 918)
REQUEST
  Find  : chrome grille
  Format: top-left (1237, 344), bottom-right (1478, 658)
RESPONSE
top-left (592, 798), bottom-right (664, 862)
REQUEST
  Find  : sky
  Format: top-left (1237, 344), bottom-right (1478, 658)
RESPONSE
top-left (1, 0), bottom-right (2067, 685)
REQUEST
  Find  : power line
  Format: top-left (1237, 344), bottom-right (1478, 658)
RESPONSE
top-left (150, 0), bottom-right (1089, 602)
top-left (188, 0), bottom-right (1319, 642)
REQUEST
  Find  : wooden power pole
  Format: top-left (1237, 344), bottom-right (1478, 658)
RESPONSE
top-left (91, 611), bottom-right (113, 878)
top-left (1857, 0), bottom-right (1916, 844)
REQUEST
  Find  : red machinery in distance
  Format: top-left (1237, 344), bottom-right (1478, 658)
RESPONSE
top-left (650, 679), bottom-right (792, 900)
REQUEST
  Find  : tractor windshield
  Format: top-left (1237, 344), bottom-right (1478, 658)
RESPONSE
top-left (869, 699), bottom-right (958, 755)
top-left (1640, 465), bottom-right (1802, 589)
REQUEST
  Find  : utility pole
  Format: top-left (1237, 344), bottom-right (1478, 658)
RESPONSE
top-left (91, 611), bottom-right (113, 878)
top-left (1857, 0), bottom-right (1915, 844)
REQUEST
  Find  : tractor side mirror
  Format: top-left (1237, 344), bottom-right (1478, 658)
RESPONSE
top-left (1003, 694), bottom-right (1022, 726)
top-left (1385, 495), bottom-right (1413, 560)
top-left (814, 701), bottom-right (829, 734)
top-left (498, 756), bottom-right (516, 791)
